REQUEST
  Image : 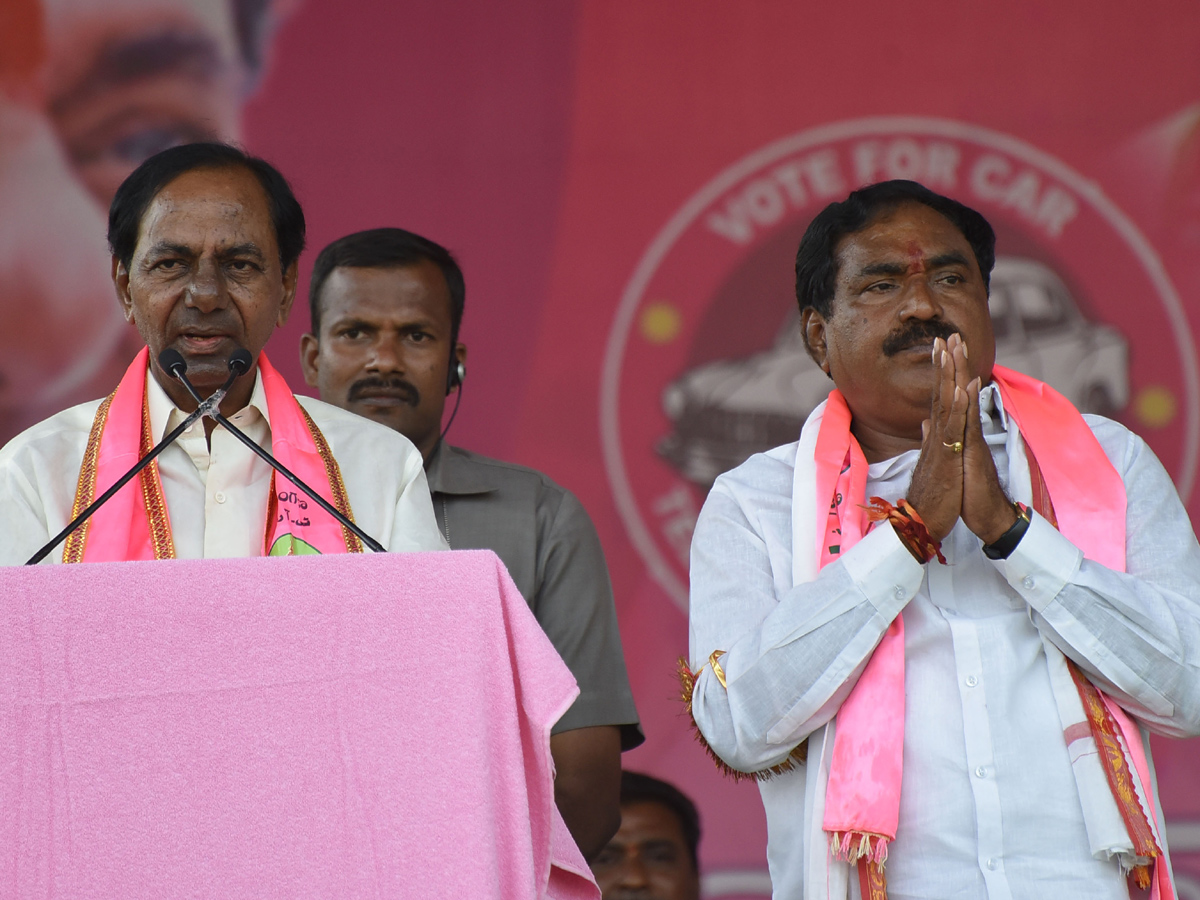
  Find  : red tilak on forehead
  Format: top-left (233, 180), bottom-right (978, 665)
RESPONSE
top-left (905, 242), bottom-right (926, 273)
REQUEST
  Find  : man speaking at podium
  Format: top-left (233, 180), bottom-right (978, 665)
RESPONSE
top-left (0, 143), bottom-right (446, 563)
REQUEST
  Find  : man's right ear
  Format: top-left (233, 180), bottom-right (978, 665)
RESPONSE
top-left (800, 307), bottom-right (831, 376)
top-left (112, 257), bottom-right (134, 323)
top-left (299, 333), bottom-right (320, 388)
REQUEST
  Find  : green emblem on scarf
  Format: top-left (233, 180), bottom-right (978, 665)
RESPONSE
top-left (268, 534), bottom-right (321, 556)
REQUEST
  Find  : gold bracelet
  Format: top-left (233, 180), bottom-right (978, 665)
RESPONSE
top-left (709, 650), bottom-right (728, 688)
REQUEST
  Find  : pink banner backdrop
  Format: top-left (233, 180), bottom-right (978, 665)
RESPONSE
top-left (5, 2), bottom-right (1200, 896)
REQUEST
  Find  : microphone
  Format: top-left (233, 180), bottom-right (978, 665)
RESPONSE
top-left (25, 350), bottom-right (246, 565)
top-left (159, 348), bottom-right (240, 421)
top-left (168, 348), bottom-right (386, 554)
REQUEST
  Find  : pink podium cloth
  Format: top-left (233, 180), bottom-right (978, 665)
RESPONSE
top-left (0, 550), bottom-right (598, 900)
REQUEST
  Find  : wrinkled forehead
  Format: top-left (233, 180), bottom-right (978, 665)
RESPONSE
top-left (321, 264), bottom-right (455, 321)
top-left (138, 166), bottom-right (276, 248)
top-left (835, 201), bottom-right (975, 270)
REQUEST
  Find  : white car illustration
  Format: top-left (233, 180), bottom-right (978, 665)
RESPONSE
top-left (658, 256), bottom-right (1130, 487)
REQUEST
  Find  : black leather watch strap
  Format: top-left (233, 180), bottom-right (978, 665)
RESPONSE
top-left (982, 503), bottom-right (1032, 560)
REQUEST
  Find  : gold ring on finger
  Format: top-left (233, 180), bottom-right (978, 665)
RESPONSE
top-left (943, 440), bottom-right (964, 454)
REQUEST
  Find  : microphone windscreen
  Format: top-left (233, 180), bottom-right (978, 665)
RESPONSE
top-left (228, 348), bottom-right (253, 375)
top-left (159, 348), bottom-right (187, 376)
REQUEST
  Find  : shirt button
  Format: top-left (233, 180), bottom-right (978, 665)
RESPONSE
top-left (975, 765), bottom-right (987, 778)
top-left (1022, 575), bottom-right (1035, 590)
top-left (986, 858), bottom-right (998, 871)
top-left (894, 586), bottom-right (905, 600)
top-left (214, 491), bottom-right (227, 504)
top-left (965, 675), bottom-right (979, 688)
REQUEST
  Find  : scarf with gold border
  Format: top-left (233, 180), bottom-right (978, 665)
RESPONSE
top-left (811, 366), bottom-right (1171, 900)
top-left (63, 348), bottom-right (362, 562)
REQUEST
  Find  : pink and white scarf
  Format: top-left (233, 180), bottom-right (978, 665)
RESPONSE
top-left (796, 366), bottom-right (1171, 899)
top-left (64, 348), bottom-right (362, 562)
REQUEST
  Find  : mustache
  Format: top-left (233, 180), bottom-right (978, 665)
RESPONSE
top-left (881, 320), bottom-right (960, 357)
top-left (347, 376), bottom-right (420, 406)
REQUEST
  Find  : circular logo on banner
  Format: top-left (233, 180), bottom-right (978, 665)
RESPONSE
top-left (602, 116), bottom-right (1198, 612)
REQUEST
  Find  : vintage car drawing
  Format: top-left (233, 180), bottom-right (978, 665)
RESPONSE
top-left (658, 256), bottom-right (1130, 487)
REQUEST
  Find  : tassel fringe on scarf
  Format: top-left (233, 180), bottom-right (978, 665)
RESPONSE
top-left (829, 831), bottom-right (889, 865)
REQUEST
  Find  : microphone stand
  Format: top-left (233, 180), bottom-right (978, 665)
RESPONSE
top-left (25, 368), bottom-right (240, 565)
top-left (168, 356), bottom-right (386, 554)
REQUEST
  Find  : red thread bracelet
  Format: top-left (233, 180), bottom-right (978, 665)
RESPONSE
top-left (866, 497), bottom-right (946, 564)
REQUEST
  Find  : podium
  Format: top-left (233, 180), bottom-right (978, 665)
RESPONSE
top-left (0, 551), bottom-right (598, 899)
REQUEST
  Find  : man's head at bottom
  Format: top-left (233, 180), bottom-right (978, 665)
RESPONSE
top-left (592, 771), bottom-right (701, 900)
top-left (301, 228), bottom-right (466, 460)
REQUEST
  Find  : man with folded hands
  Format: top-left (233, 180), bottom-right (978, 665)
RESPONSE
top-left (686, 179), bottom-right (1200, 900)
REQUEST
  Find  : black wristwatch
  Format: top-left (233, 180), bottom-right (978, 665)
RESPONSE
top-left (982, 502), bottom-right (1032, 560)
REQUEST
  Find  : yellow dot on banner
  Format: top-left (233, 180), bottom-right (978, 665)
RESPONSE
top-left (640, 302), bottom-right (682, 344)
top-left (1134, 386), bottom-right (1177, 428)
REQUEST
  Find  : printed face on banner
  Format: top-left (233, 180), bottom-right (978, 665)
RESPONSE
top-left (42, 0), bottom-right (247, 203)
top-left (805, 201), bottom-right (995, 443)
top-left (602, 119), bottom-right (1194, 612)
top-left (0, 0), bottom-right (268, 440)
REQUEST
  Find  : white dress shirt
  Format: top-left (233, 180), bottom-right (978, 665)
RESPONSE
top-left (690, 385), bottom-right (1200, 900)
top-left (0, 368), bottom-right (447, 564)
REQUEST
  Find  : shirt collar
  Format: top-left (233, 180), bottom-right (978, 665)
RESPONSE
top-left (146, 364), bottom-right (271, 442)
top-left (978, 379), bottom-right (1009, 433)
top-left (424, 442), bottom-right (500, 496)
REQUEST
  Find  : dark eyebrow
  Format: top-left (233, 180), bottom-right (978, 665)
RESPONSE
top-left (221, 244), bottom-right (265, 261)
top-left (328, 316), bottom-right (443, 335)
top-left (51, 28), bottom-right (225, 116)
top-left (330, 316), bottom-right (377, 331)
top-left (858, 261), bottom-right (908, 278)
top-left (144, 241), bottom-right (193, 258)
top-left (399, 318), bottom-right (441, 331)
top-left (142, 242), bottom-right (266, 262)
top-left (928, 251), bottom-right (972, 269)
top-left (856, 251), bottom-right (973, 279)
